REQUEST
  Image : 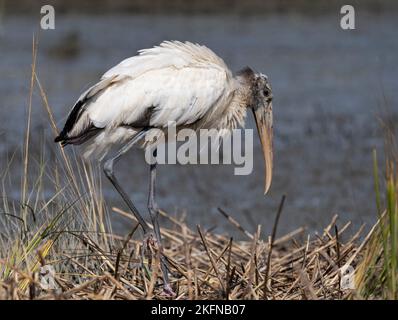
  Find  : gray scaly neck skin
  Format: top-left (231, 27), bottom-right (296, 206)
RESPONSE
top-left (215, 69), bottom-right (255, 132)
top-left (180, 68), bottom-right (255, 134)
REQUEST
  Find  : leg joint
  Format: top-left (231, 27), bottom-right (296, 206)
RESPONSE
top-left (148, 201), bottom-right (159, 216)
top-left (103, 159), bottom-right (114, 178)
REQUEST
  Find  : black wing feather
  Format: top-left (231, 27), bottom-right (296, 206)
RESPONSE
top-left (54, 77), bottom-right (117, 145)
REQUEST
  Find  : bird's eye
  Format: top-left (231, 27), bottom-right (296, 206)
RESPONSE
top-left (263, 89), bottom-right (270, 97)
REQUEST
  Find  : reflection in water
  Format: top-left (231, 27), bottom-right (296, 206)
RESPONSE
top-left (0, 14), bottom-right (397, 236)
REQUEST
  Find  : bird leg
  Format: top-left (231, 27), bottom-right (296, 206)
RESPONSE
top-left (147, 152), bottom-right (175, 296)
top-left (103, 129), bottom-right (150, 234)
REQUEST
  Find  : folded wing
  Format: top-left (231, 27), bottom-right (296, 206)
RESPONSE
top-left (55, 41), bottom-right (234, 147)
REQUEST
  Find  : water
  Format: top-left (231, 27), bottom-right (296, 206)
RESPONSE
top-left (0, 13), bottom-right (397, 237)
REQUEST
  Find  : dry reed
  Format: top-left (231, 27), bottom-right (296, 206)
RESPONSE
top-left (0, 203), bottom-right (370, 300)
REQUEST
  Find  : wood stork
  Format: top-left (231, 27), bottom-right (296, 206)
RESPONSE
top-left (55, 41), bottom-right (273, 295)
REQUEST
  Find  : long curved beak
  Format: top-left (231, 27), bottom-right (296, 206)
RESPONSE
top-left (252, 102), bottom-right (273, 194)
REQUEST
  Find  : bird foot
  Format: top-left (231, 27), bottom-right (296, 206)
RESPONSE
top-left (160, 283), bottom-right (176, 297)
top-left (142, 232), bottom-right (175, 298)
top-left (143, 231), bottom-right (159, 252)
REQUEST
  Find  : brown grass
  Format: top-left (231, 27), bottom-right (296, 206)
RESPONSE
top-left (0, 201), bottom-right (370, 300)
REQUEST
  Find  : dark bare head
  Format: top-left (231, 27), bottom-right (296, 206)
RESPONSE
top-left (237, 67), bottom-right (273, 194)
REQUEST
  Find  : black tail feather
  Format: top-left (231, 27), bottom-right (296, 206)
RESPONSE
top-left (54, 125), bottom-right (102, 147)
top-left (54, 134), bottom-right (65, 143)
top-left (55, 77), bottom-right (117, 147)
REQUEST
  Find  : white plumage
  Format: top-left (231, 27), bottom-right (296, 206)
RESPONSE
top-left (55, 40), bottom-right (274, 294)
top-left (60, 41), bottom-right (241, 159)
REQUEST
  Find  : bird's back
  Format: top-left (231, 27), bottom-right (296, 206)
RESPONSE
top-left (103, 41), bottom-right (230, 80)
top-left (55, 41), bottom-right (235, 158)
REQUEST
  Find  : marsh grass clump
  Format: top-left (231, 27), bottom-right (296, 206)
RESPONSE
top-left (354, 123), bottom-right (398, 299)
